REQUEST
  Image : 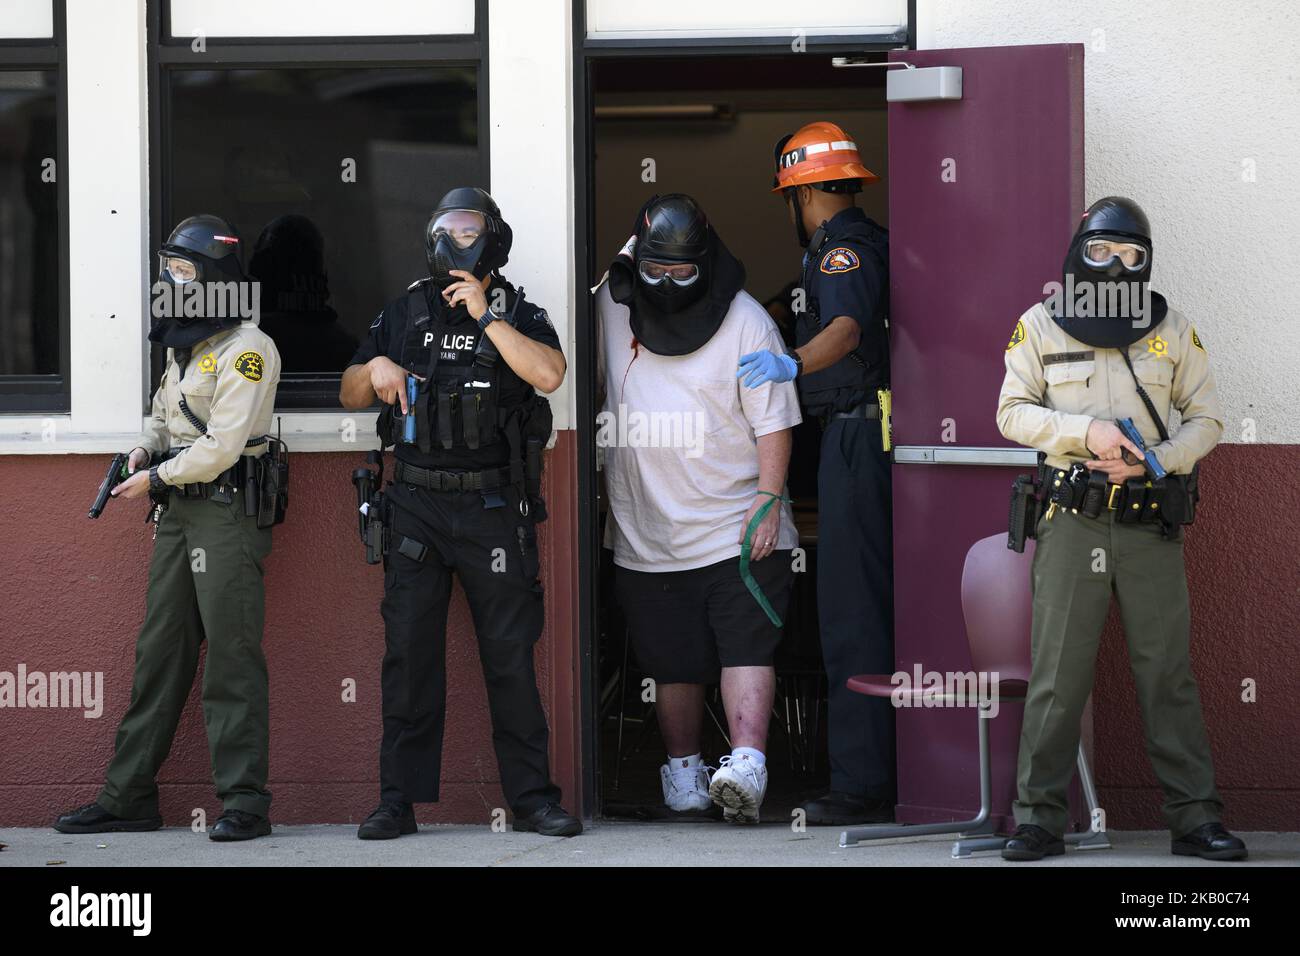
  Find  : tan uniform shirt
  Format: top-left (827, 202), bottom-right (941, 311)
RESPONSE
top-left (137, 321), bottom-right (282, 486)
top-left (996, 301), bottom-right (1223, 474)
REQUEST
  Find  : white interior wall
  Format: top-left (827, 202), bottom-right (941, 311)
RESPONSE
top-left (919, 0), bottom-right (1300, 444)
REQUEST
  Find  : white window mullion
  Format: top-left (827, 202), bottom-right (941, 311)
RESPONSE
top-left (65, 0), bottom-right (149, 440)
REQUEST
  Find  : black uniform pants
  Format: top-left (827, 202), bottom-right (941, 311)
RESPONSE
top-left (378, 480), bottom-right (561, 815)
top-left (817, 416), bottom-right (897, 801)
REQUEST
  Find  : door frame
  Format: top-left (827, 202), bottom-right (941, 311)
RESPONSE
top-left (569, 0), bottom-right (916, 817)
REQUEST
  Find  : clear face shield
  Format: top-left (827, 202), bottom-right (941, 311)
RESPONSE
top-left (429, 209), bottom-right (487, 249)
top-left (637, 259), bottom-right (700, 288)
top-left (1081, 237), bottom-right (1149, 273)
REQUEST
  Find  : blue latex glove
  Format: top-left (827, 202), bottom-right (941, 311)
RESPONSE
top-left (737, 350), bottom-right (797, 388)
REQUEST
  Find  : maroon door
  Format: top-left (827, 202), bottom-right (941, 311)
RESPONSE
top-left (886, 44), bottom-right (1085, 828)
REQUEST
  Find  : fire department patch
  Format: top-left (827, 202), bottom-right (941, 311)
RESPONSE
top-left (820, 247), bottom-right (860, 274)
top-left (1006, 320), bottom-right (1026, 351)
top-left (234, 350), bottom-right (264, 382)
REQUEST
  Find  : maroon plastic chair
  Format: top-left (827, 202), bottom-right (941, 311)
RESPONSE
top-left (840, 532), bottom-right (1109, 857)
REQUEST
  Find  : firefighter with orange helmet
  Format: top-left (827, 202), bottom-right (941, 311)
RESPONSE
top-left (739, 121), bottom-right (895, 826)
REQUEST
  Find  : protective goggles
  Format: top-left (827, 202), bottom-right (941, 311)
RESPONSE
top-left (1081, 237), bottom-right (1149, 272)
top-left (638, 260), bottom-right (700, 287)
top-left (159, 255), bottom-right (199, 284)
top-left (429, 209), bottom-right (486, 249)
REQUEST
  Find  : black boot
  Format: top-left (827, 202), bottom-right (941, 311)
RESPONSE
top-left (209, 809), bottom-right (272, 842)
top-left (53, 802), bottom-right (162, 834)
top-left (513, 803), bottom-right (583, 837)
top-left (1172, 822), bottom-right (1248, 861)
top-left (357, 801), bottom-right (417, 840)
top-left (800, 791), bottom-right (894, 826)
top-left (1001, 824), bottom-right (1065, 861)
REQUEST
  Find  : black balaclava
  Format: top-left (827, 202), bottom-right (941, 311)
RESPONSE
top-left (425, 186), bottom-right (513, 293)
top-left (249, 214), bottom-right (331, 314)
top-left (607, 193), bottom-right (745, 356)
top-left (149, 214), bottom-right (248, 352)
top-left (1051, 196), bottom-right (1168, 347)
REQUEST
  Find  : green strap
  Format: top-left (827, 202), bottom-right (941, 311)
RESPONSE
top-left (740, 491), bottom-right (792, 628)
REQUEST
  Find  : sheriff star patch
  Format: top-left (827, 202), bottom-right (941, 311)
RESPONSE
top-left (1145, 334), bottom-right (1170, 359)
top-left (820, 247), bottom-right (860, 274)
top-left (234, 350), bottom-right (264, 382)
top-left (197, 352), bottom-right (217, 375)
top-left (1006, 319), bottom-right (1026, 351)
top-left (1191, 327), bottom-right (1206, 352)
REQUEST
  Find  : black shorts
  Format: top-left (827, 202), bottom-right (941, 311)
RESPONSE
top-left (615, 551), bottom-right (794, 684)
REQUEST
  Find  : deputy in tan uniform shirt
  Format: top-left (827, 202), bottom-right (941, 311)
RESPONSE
top-left (994, 197), bottom-right (1246, 862)
top-left (55, 215), bottom-right (283, 843)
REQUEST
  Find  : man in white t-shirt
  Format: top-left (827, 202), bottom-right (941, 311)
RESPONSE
top-left (596, 194), bottom-right (801, 823)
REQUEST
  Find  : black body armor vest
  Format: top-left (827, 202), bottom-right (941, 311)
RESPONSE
top-left (796, 217), bottom-right (890, 414)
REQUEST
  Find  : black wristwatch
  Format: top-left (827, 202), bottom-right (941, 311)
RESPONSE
top-left (786, 349), bottom-right (804, 377)
top-left (477, 307), bottom-right (503, 333)
top-left (148, 465), bottom-right (168, 493)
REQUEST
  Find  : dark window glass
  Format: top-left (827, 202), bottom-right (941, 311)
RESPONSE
top-left (165, 67), bottom-right (480, 406)
top-left (0, 69), bottom-right (59, 378)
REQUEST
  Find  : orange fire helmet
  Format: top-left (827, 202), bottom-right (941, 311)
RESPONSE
top-left (771, 121), bottom-right (879, 193)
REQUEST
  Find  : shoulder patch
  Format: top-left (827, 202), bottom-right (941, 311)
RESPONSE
top-left (233, 350), bottom-right (265, 382)
top-left (370, 310), bottom-right (384, 330)
top-left (1006, 319), bottom-right (1026, 351)
top-left (1191, 327), bottom-right (1206, 352)
top-left (820, 247), bottom-right (860, 274)
top-left (535, 307), bottom-right (553, 330)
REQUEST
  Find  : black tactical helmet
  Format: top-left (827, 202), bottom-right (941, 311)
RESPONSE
top-left (1074, 195), bottom-right (1151, 245)
top-left (425, 186), bottom-right (512, 285)
top-left (158, 214), bottom-right (246, 285)
top-left (637, 193), bottom-right (709, 263)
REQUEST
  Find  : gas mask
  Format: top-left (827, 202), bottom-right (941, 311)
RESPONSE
top-left (424, 187), bottom-right (513, 291)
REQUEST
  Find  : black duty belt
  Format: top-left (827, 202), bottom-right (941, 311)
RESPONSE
top-left (161, 448), bottom-right (258, 500)
top-left (394, 459), bottom-right (510, 493)
top-left (1044, 465), bottom-right (1162, 523)
top-left (830, 401), bottom-right (880, 421)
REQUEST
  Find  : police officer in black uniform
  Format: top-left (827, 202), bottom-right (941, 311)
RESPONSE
top-left (340, 187), bottom-right (579, 839)
top-left (739, 122), bottom-right (895, 825)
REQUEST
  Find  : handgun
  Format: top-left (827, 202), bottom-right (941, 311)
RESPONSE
top-left (88, 453), bottom-right (131, 519)
top-left (1116, 417), bottom-right (1167, 480)
top-left (402, 375), bottom-right (419, 444)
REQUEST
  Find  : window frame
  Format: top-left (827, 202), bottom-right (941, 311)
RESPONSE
top-left (145, 0), bottom-right (490, 410)
top-left (0, 0), bottom-right (71, 413)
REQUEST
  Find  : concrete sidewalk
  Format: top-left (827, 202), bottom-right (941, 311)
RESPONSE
top-left (1, 824), bottom-right (1295, 867)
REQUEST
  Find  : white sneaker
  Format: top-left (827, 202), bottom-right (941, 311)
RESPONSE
top-left (660, 759), bottom-right (713, 813)
top-left (708, 754), bottom-right (768, 824)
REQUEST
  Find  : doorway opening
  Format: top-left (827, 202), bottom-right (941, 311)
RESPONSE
top-left (584, 51), bottom-right (890, 819)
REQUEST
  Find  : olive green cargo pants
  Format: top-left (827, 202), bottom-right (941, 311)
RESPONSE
top-left (1013, 507), bottom-right (1223, 837)
top-left (98, 492), bottom-right (273, 819)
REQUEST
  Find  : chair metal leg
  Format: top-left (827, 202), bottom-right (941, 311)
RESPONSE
top-left (1065, 742), bottom-right (1111, 850)
top-left (841, 707), bottom-right (996, 848)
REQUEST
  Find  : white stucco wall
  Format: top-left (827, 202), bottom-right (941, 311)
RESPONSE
top-left (919, 0), bottom-right (1300, 444)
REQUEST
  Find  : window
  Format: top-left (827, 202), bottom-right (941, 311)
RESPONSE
top-left (151, 3), bottom-right (486, 409)
top-left (0, 1), bottom-right (67, 412)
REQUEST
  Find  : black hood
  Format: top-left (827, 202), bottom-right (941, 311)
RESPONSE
top-left (607, 194), bottom-right (745, 356)
top-left (1051, 196), bottom-right (1166, 347)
